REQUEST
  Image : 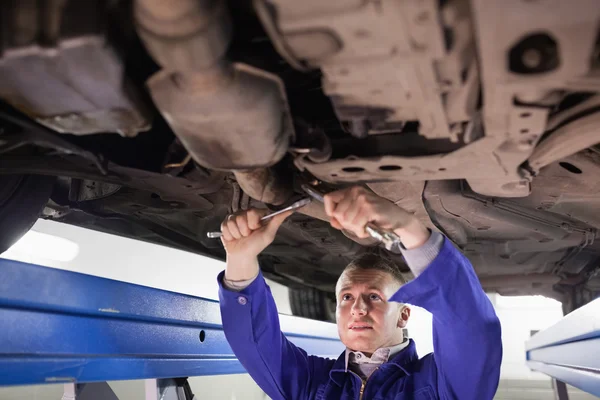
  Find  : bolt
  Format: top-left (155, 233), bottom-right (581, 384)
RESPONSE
top-left (517, 140), bottom-right (534, 151)
top-left (561, 223), bottom-right (573, 233)
top-left (518, 180), bottom-right (528, 188)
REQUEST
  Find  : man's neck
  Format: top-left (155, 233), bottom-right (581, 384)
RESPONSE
top-left (361, 336), bottom-right (406, 357)
top-left (345, 338), bottom-right (411, 379)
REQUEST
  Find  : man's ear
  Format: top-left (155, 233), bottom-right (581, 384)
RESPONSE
top-left (397, 305), bottom-right (411, 329)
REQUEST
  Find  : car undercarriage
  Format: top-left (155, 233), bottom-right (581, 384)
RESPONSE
top-left (0, 0), bottom-right (599, 320)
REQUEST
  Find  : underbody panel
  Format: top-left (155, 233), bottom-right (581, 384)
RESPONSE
top-left (0, 0), bottom-right (599, 309)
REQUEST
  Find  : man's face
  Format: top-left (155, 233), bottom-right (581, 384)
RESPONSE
top-left (335, 268), bottom-right (410, 355)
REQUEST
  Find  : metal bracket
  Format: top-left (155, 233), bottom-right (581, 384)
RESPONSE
top-left (552, 379), bottom-right (570, 400)
top-left (145, 378), bottom-right (196, 400)
top-left (62, 382), bottom-right (118, 400)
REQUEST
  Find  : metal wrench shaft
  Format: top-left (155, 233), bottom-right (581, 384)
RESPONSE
top-left (206, 198), bottom-right (311, 238)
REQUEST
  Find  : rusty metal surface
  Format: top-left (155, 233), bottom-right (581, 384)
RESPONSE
top-left (0, 156), bottom-right (215, 212)
top-left (138, 0), bottom-right (294, 179)
top-left (0, 36), bottom-right (150, 137)
top-left (529, 111), bottom-right (600, 172)
top-left (257, 0), bottom-right (458, 139)
top-left (263, 0), bottom-right (600, 200)
top-left (134, 0), bottom-right (232, 72)
top-left (147, 63), bottom-right (295, 171)
top-left (75, 180), bottom-right (122, 202)
top-left (2, 0), bottom-right (600, 307)
top-left (0, 108), bottom-right (109, 175)
top-left (513, 151), bottom-right (600, 232)
top-left (292, 101), bottom-right (551, 197)
top-left (367, 181), bottom-right (436, 232)
top-left (37, 108), bottom-right (149, 137)
top-left (233, 167), bottom-right (292, 206)
top-left (422, 176), bottom-right (599, 281)
top-left (295, 132), bottom-right (536, 198)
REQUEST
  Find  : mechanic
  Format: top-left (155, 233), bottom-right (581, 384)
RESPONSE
top-left (217, 186), bottom-right (502, 400)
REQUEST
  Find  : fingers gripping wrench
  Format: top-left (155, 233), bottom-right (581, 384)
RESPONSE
top-left (206, 198), bottom-right (312, 238)
top-left (300, 184), bottom-right (402, 251)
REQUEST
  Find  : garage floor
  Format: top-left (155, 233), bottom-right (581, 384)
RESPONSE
top-left (495, 379), bottom-right (597, 400)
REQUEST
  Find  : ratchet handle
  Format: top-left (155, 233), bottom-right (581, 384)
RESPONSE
top-left (206, 198), bottom-right (311, 239)
top-left (301, 184), bottom-right (401, 250)
top-left (365, 223), bottom-right (401, 251)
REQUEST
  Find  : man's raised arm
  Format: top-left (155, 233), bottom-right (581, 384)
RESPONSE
top-left (324, 186), bottom-right (503, 400)
top-left (217, 209), bottom-right (331, 400)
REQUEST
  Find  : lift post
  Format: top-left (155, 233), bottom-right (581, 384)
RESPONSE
top-left (0, 258), bottom-right (344, 398)
top-left (525, 297), bottom-right (600, 398)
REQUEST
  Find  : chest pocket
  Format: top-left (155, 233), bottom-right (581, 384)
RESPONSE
top-left (393, 386), bottom-right (437, 400)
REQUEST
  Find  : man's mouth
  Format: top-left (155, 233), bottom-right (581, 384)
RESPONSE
top-left (349, 323), bottom-right (373, 331)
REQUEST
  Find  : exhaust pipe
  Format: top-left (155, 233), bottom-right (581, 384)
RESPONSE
top-left (134, 0), bottom-right (295, 205)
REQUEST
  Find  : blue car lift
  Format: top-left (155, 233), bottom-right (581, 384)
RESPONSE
top-left (0, 258), bottom-right (345, 399)
top-left (526, 297), bottom-right (600, 398)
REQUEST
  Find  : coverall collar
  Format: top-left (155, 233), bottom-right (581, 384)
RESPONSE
top-left (329, 339), bottom-right (419, 386)
top-left (344, 338), bottom-right (411, 371)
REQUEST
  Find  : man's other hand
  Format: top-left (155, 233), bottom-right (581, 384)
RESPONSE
top-left (220, 208), bottom-right (292, 261)
top-left (323, 186), bottom-right (430, 249)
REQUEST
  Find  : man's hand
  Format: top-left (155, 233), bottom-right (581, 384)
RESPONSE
top-left (220, 209), bottom-right (292, 281)
top-left (323, 186), bottom-right (430, 249)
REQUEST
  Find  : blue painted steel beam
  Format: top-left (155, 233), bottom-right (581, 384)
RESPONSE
top-left (525, 298), bottom-right (600, 397)
top-left (526, 361), bottom-right (600, 398)
top-left (0, 258), bottom-right (344, 386)
top-left (528, 338), bottom-right (600, 371)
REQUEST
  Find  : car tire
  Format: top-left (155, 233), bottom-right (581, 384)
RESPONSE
top-left (0, 174), bottom-right (55, 254)
top-left (289, 286), bottom-right (337, 323)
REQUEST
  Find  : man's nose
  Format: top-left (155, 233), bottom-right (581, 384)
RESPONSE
top-left (351, 296), bottom-right (368, 315)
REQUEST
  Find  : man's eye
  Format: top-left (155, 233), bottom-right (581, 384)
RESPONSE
top-left (342, 294), bottom-right (352, 301)
top-left (369, 294), bottom-right (381, 301)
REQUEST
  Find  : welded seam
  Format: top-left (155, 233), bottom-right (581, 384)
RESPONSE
top-left (491, 151), bottom-right (509, 175)
top-left (437, 198), bottom-right (473, 227)
top-left (460, 182), bottom-right (592, 234)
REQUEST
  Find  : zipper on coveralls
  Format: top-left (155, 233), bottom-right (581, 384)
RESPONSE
top-left (349, 368), bottom-right (379, 400)
top-left (359, 379), bottom-right (366, 400)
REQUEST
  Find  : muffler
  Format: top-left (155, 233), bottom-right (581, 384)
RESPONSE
top-left (135, 0), bottom-right (295, 204)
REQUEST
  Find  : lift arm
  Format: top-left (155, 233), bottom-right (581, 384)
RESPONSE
top-left (525, 297), bottom-right (600, 397)
top-left (0, 258), bottom-right (344, 387)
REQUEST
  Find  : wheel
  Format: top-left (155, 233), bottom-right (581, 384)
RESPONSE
top-left (0, 174), bottom-right (55, 254)
top-left (289, 286), bottom-right (337, 323)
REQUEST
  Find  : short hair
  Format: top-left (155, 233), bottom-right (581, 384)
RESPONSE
top-left (342, 250), bottom-right (407, 286)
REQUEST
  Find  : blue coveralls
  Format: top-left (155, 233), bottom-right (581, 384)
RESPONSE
top-left (218, 236), bottom-right (503, 399)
